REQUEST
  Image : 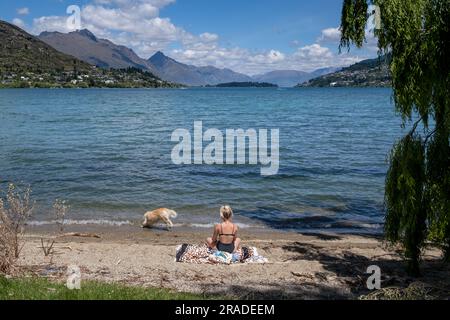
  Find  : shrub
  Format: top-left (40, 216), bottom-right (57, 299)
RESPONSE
top-left (0, 183), bottom-right (34, 274)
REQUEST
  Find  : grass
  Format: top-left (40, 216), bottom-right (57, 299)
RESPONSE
top-left (0, 276), bottom-right (214, 300)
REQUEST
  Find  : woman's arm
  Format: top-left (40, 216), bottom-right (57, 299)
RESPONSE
top-left (233, 225), bottom-right (238, 241)
top-left (211, 224), bottom-right (219, 244)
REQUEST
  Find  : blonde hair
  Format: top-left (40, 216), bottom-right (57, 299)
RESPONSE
top-left (220, 205), bottom-right (233, 220)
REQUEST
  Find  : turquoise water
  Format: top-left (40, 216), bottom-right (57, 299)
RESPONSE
top-left (0, 88), bottom-right (405, 233)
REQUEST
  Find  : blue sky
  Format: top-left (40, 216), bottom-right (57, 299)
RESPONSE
top-left (0, 0), bottom-right (378, 74)
top-left (161, 0), bottom-right (344, 51)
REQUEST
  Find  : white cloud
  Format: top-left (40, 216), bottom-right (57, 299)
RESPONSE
top-left (318, 27), bottom-right (341, 42)
top-left (17, 7), bottom-right (30, 16)
top-left (294, 44), bottom-right (333, 60)
top-left (170, 42), bottom-right (360, 75)
top-left (247, 50), bottom-right (285, 65)
top-left (33, 16), bottom-right (74, 34)
top-left (199, 33), bottom-right (219, 43)
top-left (12, 18), bottom-right (26, 29)
top-left (31, 1), bottom-right (367, 74)
top-left (267, 50), bottom-right (285, 62)
top-left (318, 26), bottom-right (379, 52)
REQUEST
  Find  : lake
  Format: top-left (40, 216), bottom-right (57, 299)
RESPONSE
top-left (0, 87), bottom-right (405, 233)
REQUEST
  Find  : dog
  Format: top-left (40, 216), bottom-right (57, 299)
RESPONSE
top-left (142, 208), bottom-right (177, 230)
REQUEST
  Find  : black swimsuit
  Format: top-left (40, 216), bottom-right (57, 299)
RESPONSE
top-left (216, 223), bottom-right (236, 253)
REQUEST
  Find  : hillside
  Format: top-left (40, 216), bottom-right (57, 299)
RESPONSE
top-left (298, 57), bottom-right (391, 87)
top-left (0, 21), bottom-right (176, 88)
top-left (0, 21), bottom-right (92, 74)
top-left (149, 51), bottom-right (252, 86)
top-left (38, 29), bottom-right (156, 73)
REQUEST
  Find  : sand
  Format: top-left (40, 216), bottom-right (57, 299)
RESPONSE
top-left (17, 224), bottom-right (450, 299)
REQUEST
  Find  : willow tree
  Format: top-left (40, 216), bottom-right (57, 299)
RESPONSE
top-left (339, 0), bottom-right (449, 275)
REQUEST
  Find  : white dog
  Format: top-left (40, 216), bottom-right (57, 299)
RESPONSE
top-left (142, 208), bottom-right (177, 230)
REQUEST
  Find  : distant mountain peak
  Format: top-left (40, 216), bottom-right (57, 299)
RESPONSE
top-left (39, 30), bottom-right (61, 37)
top-left (149, 51), bottom-right (176, 65)
top-left (39, 29), bottom-right (98, 42)
top-left (150, 51), bottom-right (172, 61)
top-left (152, 51), bottom-right (166, 58)
top-left (72, 29), bottom-right (97, 41)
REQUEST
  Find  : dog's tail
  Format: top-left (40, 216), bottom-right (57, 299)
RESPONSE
top-left (168, 209), bottom-right (178, 219)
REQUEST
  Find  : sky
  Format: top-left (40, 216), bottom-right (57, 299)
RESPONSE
top-left (0, 0), bottom-right (379, 75)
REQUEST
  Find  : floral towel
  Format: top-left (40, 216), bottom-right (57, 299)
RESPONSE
top-left (175, 243), bottom-right (268, 264)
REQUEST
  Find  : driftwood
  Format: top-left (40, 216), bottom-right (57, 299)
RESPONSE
top-left (57, 232), bottom-right (101, 239)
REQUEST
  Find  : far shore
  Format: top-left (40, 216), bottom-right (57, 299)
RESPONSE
top-left (17, 224), bottom-right (449, 299)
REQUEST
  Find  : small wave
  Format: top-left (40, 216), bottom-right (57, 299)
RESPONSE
top-left (28, 219), bottom-right (134, 226)
top-left (27, 220), bottom-right (255, 229)
top-left (352, 222), bottom-right (383, 229)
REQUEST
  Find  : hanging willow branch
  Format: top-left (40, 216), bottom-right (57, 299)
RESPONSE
top-left (385, 134), bottom-right (427, 275)
top-left (339, 0), bottom-right (369, 52)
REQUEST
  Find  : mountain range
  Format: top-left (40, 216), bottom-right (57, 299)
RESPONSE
top-left (252, 68), bottom-right (341, 87)
top-left (2, 21), bottom-right (386, 88)
top-left (148, 51), bottom-right (252, 86)
top-left (37, 29), bottom-right (343, 87)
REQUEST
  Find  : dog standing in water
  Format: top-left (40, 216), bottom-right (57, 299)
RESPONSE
top-left (142, 208), bottom-right (177, 230)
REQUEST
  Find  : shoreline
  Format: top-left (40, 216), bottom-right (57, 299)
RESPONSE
top-left (23, 223), bottom-right (320, 246)
top-left (17, 223), bottom-right (449, 299)
top-left (24, 220), bottom-right (384, 240)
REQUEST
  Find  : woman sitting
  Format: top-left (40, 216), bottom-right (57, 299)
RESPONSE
top-left (206, 205), bottom-right (241, 253)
